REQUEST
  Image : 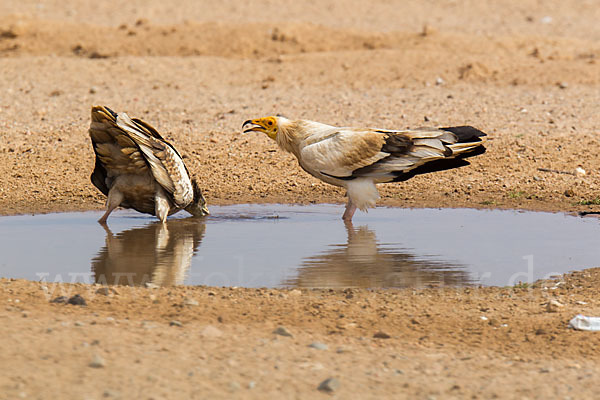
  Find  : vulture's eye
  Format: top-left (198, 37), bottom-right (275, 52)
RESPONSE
top-left (268, 121), bottom-right (273, 126)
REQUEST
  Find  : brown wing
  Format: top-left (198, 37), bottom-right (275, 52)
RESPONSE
top-left (89, 106), bottom-right (194, 208)
top-left (89, 106), bottom-right (151, 195)
top-left (115, 112), bottom-right (194, 207)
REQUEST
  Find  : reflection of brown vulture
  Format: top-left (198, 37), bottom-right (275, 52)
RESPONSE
top-left (285, 223), bottom-right (472, 288)
top-left (92, 218), bottom-right (206, 286)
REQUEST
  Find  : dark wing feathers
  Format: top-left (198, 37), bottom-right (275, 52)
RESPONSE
top-left (441, 126), bottom-right (487, 142)
top-left (380, 133), bottom-right (412, 156)
top-left (347, 125), bottom-right (486, 181)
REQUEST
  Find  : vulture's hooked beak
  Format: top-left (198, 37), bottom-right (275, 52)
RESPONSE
top-left (242, 119), bottom-right (266, 133)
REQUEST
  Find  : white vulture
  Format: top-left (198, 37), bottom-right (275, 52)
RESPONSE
top-left (243, 116), bottom-right (486, 221)
top-left (89, 106), bottom-right (209, 223)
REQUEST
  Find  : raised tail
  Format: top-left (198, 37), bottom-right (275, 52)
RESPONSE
top-left (442, 126), bottom-right (487, 155)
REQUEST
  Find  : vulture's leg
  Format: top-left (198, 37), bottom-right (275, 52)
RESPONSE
top-left (98, 188), bottom-right (124, 224)
top-left (342, 198), bottom-right (357, 222)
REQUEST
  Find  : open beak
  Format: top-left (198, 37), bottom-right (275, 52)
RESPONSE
top-left (242, 119), bottom-right (265, 133)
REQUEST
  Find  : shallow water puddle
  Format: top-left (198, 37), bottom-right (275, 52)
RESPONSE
top-left (1, 205), bottom-right (599, 288)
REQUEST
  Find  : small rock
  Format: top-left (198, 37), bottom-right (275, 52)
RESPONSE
top-left (141, 321), bottom-right (156, 330)
top-left (540, 16), bottom-right (553, 24)
top-left (228, 381), bottom-right (240, 392)
top-left (89, 86), bottom-right (98, 94)
top-left (102, 389), bottom-right (120, 398)
top-left (89, 354), bottom-right (106, 368)
top-left (50, 296), bottom-right (68, 304)
top-left (183, 297), bottom-right (199, 306)
top-left (318, 377), bottom-right (340, 392)
top-left (309, 342), bottom-right (328, 350)
top-left (200, 325), bottom-right (223, 338)
top-left (248, 381), bottom-right (256, 389)
top-left (435, 77), bottom-right (444, 85)
top-left (170, 320), bottom-right (182, 327)
top-left (576, 301), bottom-right (587, 305)
top-left (557, 82), bottom-right (568, 89)
top-left (336, 347), bottom-right (347, 354)
top-left (575, 167), bottom-right (586, 176)
top-left (546, 299), bottom-right (564, 313)
top-left (539, 367), bottom-right (553, 373)
top-left (74, 321), bottom-right (84, 327)
top-left (273, 326), bottom-right (293, 337)
top-left (144, 282), bottom-right (159, 289)
top-left (95, 287), bottom-right (118, 296)
top-left (563, 189), bottom-right (575, 198)
top-left (289, 289), bottom-right (302, 296)
top-left (67, 294), bottom-right (87, 306)
top-left (373, 331), bottom-right (391, 339)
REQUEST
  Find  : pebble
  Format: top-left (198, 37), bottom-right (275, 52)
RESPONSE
top-left (74, 321), bottom-right (84, 327)
top-left (89, 354), bottom-right (106, 368)
top-left (102, 389), bottom-right (120, 398)
top-left (435, 77), bottom-right (444, 85)
top-left (248, 381), bottom-right (256, 389)
top-left (546, 299), bottom-right (564, 313)
top-left (309, 342), bottom-right (328, 350)
top-left (575, 167), bottom-right (586, 176)
top-left (96, 287), bottom-right (119, 296)
top-left (144, 282), bottom-right (159, 289)
top-left (67, 294), bottom-right (87, 306)
top-left (50, 296), bottom-right (68, 304)
top-left (288, 289), bottom-right (302, 296)
top-left (170, 320), bottom-right (183, 327)
top-left (373, 331), bottom-right (391, 339)
top-left (272, 326), bottom-right (293, 337)
top-left (200, 325), bottom-right (223, 338)
top-left (183, 297), bottom-right (199, 306)
top-left (141, 321), bottom-right (156, 330)
top-left (317, 377), bottom-right (340, 392)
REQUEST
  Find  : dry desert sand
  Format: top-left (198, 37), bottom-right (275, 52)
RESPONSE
top-left (1, 0), bottom-right (600, 398)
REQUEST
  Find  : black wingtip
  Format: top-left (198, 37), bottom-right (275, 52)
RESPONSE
top-left (441, 126), bottom-right (487, 142)
top-left (104, 106), bottom-right (118, 119)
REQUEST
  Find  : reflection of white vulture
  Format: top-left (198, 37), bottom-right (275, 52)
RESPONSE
top-left (243, 116), bottom-right (486, 221)
top-left (89, 106), bottom-right (209, 223)
top-left (92, 218), bottom-right (205, 286)
top-left (285, 223), bottom-right (471, 288)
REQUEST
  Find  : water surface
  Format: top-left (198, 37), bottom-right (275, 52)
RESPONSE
top-left (1, 205), bottom-right (598, 288)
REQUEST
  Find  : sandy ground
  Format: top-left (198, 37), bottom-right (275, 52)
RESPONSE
top-left (1, 0), bottom-right (600, 398)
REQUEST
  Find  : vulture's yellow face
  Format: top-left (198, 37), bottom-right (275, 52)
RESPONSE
top-left (242, 116), bottom-right (278, 140)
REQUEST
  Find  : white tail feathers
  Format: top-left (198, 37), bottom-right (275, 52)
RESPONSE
top-left (448, 136), bottom-right (487, 155)
top-left (346, 178), bottom-right (380, 211)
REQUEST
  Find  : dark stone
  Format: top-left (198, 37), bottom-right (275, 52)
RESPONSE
top-left (67, 294), bottom-right (87, 306)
